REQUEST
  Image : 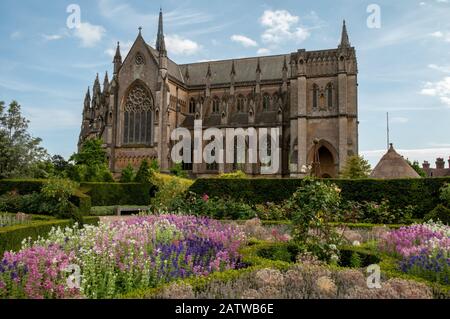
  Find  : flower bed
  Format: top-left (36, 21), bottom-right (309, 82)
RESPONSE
top-left (379, 221), bottom-right (450, 285)
top-left (0, 215), bottom-right (247, 299)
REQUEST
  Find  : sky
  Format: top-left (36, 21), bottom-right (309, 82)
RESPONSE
top-left (1, 0), bottom-right (450, 168)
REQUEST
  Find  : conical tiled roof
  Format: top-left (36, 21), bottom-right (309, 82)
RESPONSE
top-left (370, 144), bottom-right (421, 179)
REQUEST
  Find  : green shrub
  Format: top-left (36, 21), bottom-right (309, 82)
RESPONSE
top-left (440, 183), bottom-right (450, 206)
top-left (190, 177), bottom-right (450, 218)
top-left (218, 170), bottom-right (248, 179)
top-left (80, 182), bottom-right (156, 206)
top-left (0, 216), bottom-right (99, 256)
top-left (120, 164), bottom-right (135, 183)
top-left (0, 179), bottom-right (46, 195)
top-left (288, 178), bottom-right (341, 242)
top-left (424, 204), bottom-right (450, 225)
top-left (134, 160), bottom-right (154, 184)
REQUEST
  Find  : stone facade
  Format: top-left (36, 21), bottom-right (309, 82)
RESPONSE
top-left (78, 11), bottom-right (359, 178)
top-left (422, 158), bottom-right (450, 177)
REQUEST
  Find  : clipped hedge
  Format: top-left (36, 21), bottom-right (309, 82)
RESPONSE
top-left (0, 216), bottom-right (100, 256)
top-left (0, 179), bottom-right (157, 208)
top-left (0, 179), bottom-right (46, 195)
top-left (80, 182), bottom-right (157, 206)
top-left (190, 177), bottom-right (450, 218)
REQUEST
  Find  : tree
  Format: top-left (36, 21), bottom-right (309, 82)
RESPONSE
top-left (68, 138), bottom-right (113, 182)
top-left (0, 100), bottom-right (49, 178)
top-left (134, 159), bottom-right (154, 183)
top-left (407, 159), bottom-right (426, 178)
top-left (120, 164), bottom-right (135, 183)
top-left (70, 139), bottom-right (107, 166)
top-left (340, 155), bottom-right (371, 179)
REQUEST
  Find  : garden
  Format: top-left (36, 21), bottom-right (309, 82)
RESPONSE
top-left (0, 168), bottom-right (449, 299)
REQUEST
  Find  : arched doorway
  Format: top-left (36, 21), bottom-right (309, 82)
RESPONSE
top-left (318, 146), bottom-right (335, 178)
top-left (307, 140), bottom-right (338, 178)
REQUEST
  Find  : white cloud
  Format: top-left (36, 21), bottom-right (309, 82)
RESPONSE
top-left (259, 10), bottom-right (310, 45)
top-left (420, 77), bottom-right (450, 106)
top-left (41, 34), bottom-right (63, 41)
top-left (73, 22), bottom-right (106, 47)
top-left (257, 48), bottom-right (271, 55)
top-left (428, 64), bottom-right (450, 73)
top-left (391, 117), bottom-right (409, 124)
top-left (430, 31), bottom-right (450, 42)
top-left (165, 35), bottom-right (201, 55)
top-left (10, 31), bottom-right (22, 40)
top-left (230, 35), bottom-right (258, 47)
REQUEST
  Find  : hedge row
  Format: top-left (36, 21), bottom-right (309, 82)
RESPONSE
top-left (0, 179), bottom-right (157, 207)
top-left (79, 182), bottom-right (157, 206)
top-left (0, 217), bottom-right (100, 256)
top-left (189, 177), bottom-right (450, 218)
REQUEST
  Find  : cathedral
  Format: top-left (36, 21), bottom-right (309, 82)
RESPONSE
top-left (78, 10), bottom-right (359, 178)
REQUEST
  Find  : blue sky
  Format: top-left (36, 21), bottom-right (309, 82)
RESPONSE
top-left (1, 0), bottom-right (450, 167)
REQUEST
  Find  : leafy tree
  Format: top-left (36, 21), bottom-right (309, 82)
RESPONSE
top-left (51, 155), bottom-right (70, 176)
top-left (134, 159), bottom-right (154, 183)
top-left (0, 100), bottom-right (48, 178)
top-left (68, 138), bottom-right (113, 182)
top-left (70, 139), bottom-right (107, 166)
top-left (340, 155), bottom-right (371, 179)
top-left (120, 164), bottom-right (135, 183)
top-left (406, 159), bottom-right (426, 178)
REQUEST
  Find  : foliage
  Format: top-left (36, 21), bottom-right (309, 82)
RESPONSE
top-left (407, 160), bottom-right (427, 178)
top-left (189, 177), bottom-right (450, 219)
top-left (40, 178), bottom-right (80, 219)
top-left (169, 162), bottom-right (188, 178)
top-left (218, 170), bottom-right (248, 179)
top-left (340, 200), bottom-right (415, 224)
top-left (440, 183), bottom-right (450, 206)
top-left (0, 100), bottom-right (49, 179)
top-left (120, 164), bottom-right (135, 183)
top-left (81, 182), bottom-right (156, 206)
top-left (149, 173), bottom-right (193, 212)
top-left (424, 204), bottom-right (450, 225)
top-left (70, 139), bottom-right (106, 166)
top-left (134, 159), bottom-right (154, 184)
top-left (68, 139), bottom-right (113, 182)
top-left (287, 178), bottom-right (341, 241)
top-left (340, 155), bottom-right (371, 179)
top-left (1, 215), bottom-right (247, 299)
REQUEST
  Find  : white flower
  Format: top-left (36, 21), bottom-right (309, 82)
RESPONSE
top-left (329, 244), bottom-right (337, 250)
top-left (352, 240), bottom-right (361, 247)
top-left (330, 254), bottom-right (339, 262)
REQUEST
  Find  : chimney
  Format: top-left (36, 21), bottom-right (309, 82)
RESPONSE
top-left (436, 158), bottom-right (445, 169)
top-left (422, 161), bottom-right (430, 170)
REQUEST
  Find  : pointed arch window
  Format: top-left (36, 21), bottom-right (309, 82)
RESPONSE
top-left (237, 95), bottom-right (245, 113)
top-left (262, 94), bottom-right (271, 112)
top-left (312, 84), bottom-right (319, 109)
top-left (326, 83), bottom-right (333, 108)
top-left (123, 84), bottom-right (154, 145)
top-left (189, 98), bottom-right (196, 114)
top-left (212, 97), bottom-right (220, 114)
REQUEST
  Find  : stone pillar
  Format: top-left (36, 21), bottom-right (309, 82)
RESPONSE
top-left (338, 72), bottom-right (348, 172)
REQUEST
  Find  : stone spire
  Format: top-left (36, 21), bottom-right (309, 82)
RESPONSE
top-left (256, 57), bottom-right (261, 74)
top-left (113, 42), bottom-right (122, 75)
top-left (156, 8), bottom-right (167, 55)
top-left (185, 65), bottom-right (190, 81)
top-left (230, 60), bottom-right (236, 76)
top-left (84, 87), bottom-right (91, 111)
top-left (93, 73), bottom-right (101, 96)
top-left (103, 71), bottom-right (109, 94)
top-left (339, 20), bottom-right (351, 49)
top-left (206, 63), bottom-right (212, 78)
